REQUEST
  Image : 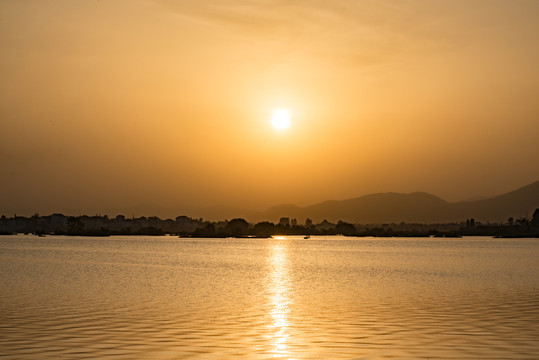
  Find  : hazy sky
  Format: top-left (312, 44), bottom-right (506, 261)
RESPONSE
top-left (1, 0), bottom-right (539, 216)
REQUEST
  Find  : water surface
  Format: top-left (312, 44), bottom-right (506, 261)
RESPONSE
top-left (1, 235), bottom-right (538, 358)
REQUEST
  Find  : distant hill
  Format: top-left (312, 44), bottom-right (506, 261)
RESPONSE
top-left (255, 180), bottom-right (539, 224)
top-left (447, 180), bottom-right (539, 223)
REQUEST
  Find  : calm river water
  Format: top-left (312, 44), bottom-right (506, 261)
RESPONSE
top-left (1, 235), bottom-right (538, 359)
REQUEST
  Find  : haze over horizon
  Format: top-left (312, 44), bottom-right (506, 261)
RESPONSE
top-left (2, 1), bottom-right (539, 217)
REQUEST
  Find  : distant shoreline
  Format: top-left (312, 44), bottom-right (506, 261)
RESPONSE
top-left (1, 213), bottom-right (538, 238)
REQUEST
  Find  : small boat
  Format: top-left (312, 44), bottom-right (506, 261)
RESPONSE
top-left (304, 235), bottom-right (310, 239)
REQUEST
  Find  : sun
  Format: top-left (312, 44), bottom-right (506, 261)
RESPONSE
top-left (271, 108), bottom-right (291, 130)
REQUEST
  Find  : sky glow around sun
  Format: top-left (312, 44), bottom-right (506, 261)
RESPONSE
top-left (271, 109), bottom-right (291, 130)
top-left (0, 0), bottom-right (538, 214)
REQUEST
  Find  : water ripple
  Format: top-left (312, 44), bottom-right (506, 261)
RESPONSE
top-left (1, 236), bottom-right (539, 358)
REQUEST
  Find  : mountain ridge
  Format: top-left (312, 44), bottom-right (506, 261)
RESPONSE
top-left (254, 180), bottom-right (539, 224)
top-left (70, 180), bottom-right (539, 223)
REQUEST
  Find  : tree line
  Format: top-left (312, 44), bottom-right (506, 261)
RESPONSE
top-left (1, 210), bottom-right (538, 238)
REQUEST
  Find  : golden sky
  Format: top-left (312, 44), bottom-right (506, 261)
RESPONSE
top-left (1, 0), bottom-right (539, 216)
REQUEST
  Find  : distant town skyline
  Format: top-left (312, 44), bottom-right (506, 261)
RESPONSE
top-left (1, 1), bottom-right (539, 216)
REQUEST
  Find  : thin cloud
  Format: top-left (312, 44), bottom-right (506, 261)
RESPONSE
top-left (153, 0), bottom-right (466, 69)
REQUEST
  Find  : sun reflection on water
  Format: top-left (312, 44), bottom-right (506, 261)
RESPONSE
top-left (267, 239), bottom-right (291, 357)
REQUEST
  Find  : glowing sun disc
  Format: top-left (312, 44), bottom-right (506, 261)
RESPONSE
top-left (271, 109), bottom-right (291, 129)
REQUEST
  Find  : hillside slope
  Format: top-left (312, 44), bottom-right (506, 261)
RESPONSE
top-left (256, 180), bottom-right (539, 224)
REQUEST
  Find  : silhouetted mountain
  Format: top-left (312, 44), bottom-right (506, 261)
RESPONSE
top-left (460, 195), bottom-right (494, 202)
top-left (258, 192), bottom-right (449, 223)
top-left (6, 181), bottom-right (536, 225)
top-left (255, 180), bottom-right (539, 224)
top-left (448, 180), bottom-right (539, 222)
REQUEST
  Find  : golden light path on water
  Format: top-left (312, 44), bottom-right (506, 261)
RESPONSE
top-left (267, 237), bottom-right (292, 358)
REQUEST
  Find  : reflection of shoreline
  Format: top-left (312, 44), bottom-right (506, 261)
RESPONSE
top-left (267, 240), bottom-right (291, 357)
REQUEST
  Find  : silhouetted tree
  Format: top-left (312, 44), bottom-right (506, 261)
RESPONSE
top-left (67, 216), bottom-right (84, 234)
top-left (226, 218), bottom-right (249, 237)
top-left (335, 221), bottom-right (356, 236)
top-left (532, 209), bottom-right (539, 227)
top-left (279, 217), bottom-right (290, 227)
top-left (253, 221), bottom-right (275, 237)
top-left (192, 222), bottom-right (217, 237)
